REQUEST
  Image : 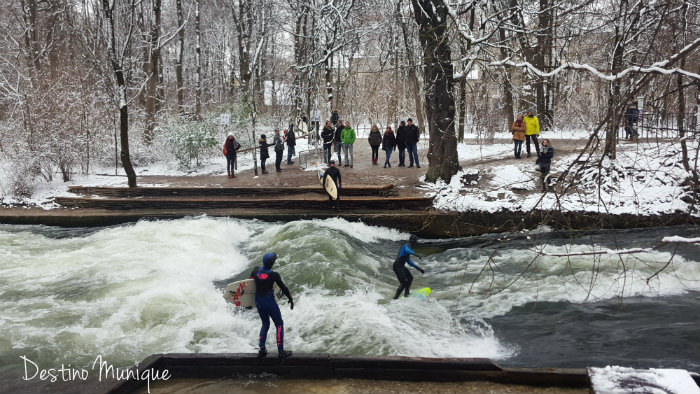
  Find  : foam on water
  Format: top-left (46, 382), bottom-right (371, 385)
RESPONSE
top-left (1, 218), bottom-right (698, 370)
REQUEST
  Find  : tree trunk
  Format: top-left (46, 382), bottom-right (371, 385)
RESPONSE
top-left (410, 0), bottom-right (459, 183)
top-left (458, 76), bottom-right (466, 142)
top-left (101, 0), bottom-right (137, 187)
top-left (194, 0), bottom-right (202, 117)
top-left (175, 0), bottom-right (185, 113)
top-left (143, 0), bottom-right (161, 143)
top-left (534, 0), bottom-right (553, 131)
top-left (398, 3), bottom-right (426, 129)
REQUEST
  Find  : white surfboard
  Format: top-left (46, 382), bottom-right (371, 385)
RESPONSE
top-left (318, 170), bottom-right (338, 200)
top-left (223, 279), bottom-right (284, 307)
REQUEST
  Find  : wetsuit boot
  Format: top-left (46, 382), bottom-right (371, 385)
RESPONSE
top-left (278, 350), bottom-right (293, 359)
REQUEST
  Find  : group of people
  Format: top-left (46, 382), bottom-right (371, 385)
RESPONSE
top-left (511, 109), bottom-right (554, 191)
top-left (223, 126), bottom-right (299, 177)
top-left (320, 116), bottom-right (422, 169)
top-left (249, 234), bottom-right (425, 359)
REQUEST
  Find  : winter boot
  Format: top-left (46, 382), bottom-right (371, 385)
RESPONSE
top-left (258, 348), bottom-right (267, 358)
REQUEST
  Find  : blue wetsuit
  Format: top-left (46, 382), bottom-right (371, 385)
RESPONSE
top-left (393, 243), bottom-right (422, 299)
top-left (250, 266), bottom-right (292, 352)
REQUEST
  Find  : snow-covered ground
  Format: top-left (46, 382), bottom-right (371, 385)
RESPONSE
top-left (424, 132), bottom-right (697, 217)
top-left (1, 128), bottom-right (697, 218)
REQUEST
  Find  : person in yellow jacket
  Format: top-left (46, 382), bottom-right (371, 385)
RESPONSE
top-left (523, 109), bottom-right (540, 158)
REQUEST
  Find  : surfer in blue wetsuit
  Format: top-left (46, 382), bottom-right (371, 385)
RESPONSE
top-left (249, 253), bottom-right (294, 359)
top-left (393, 234), bottom-right (425, 299)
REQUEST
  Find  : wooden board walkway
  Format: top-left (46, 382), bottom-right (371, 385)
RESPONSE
top-left (67, 185), bottom-right (397, 198)
top-left (54, 195), bottom-right (432, 211)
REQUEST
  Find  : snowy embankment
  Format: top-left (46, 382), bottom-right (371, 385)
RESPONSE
top-left (423, 130), bottom-right (697, 217)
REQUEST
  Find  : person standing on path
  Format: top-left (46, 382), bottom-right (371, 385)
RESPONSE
top-left (524, 109), bottom-right (540, 158)
top-left (511, 114), bottom-right (526, 159)
top-left (331, 109), bottom-right (339, 126)
top-left (405, 118), bottom-right (420, 168)
top-left (335, 120), bottom-right (344, 166)
top-left (340, 121), bottom-right (356, 168)
top-left (250, 253), bottom-right (294, 359)
top-left (273, 128), bottom-right (284, 172)
top-left (224, 133), bottom-right (241, 178)
top-left (321, 121), bottom-right (335, 164)
top-left (258, 134), bottom-right (270, 174)
top-left (323, 160), bottom-right (342, 210)
top-left (536, 138), bottom-right (554, 191)
top-left (368, 124), bottom-right (382, 165)
top-left (396, 120), bottom-right (407, 167)
top-left (285, 124), bottom-right (296, 165)
top-left (382, 126), bottom-right (396, 168)
top-left (392, 235), bottom-right (425, 299)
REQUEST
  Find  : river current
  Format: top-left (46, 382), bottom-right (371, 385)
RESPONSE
top-left (1, 217), bottom-right (698, 386)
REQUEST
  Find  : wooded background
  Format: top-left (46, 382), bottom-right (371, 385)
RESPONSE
top-left (0, 0), bottom-right (698, 190)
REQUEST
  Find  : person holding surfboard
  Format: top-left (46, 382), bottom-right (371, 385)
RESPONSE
top-left (393, 234), bottom-right (425, 299)
top-left (322, 160), bottom-right (342, 210)
top-left (250, 253), bottom-right (294, 359)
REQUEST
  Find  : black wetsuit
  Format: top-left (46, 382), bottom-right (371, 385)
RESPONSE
top-left (323, 166), bottom-right (342, 209)
top-left (393, 243), bottom-right (422, 299)
top-left (250, 266), bottom-right (292, 352)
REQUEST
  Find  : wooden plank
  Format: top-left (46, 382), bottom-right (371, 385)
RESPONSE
top-left (67, 185), bottom-right (396, 198)
top-left (54, 196), bottom-right (432, 211)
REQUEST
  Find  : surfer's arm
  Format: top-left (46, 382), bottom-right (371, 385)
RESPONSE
top-left (273, 273), bottom-right (293, 301)
top-left (337, 172), bottom-right (342, 189)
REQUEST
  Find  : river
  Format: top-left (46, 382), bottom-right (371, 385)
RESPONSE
top-left (0, 218), bottom-right (698, 391)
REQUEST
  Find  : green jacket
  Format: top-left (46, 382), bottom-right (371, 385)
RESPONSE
top-left (340, 127), bottom-right (356, 144)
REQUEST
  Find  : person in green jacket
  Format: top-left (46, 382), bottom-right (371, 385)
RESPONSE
top-left (340, 121), bottom-right (356, 168)
top-left (523, 109), bottom-right (540, 158)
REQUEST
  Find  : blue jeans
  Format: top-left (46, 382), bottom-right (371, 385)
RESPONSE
top-left (398, 146), bottom-right (406, 165)
top-left (343, 143), bottom-right (353, 166)
top-left (407, 144), bottom-right (419, 167)
top-left (337, 142), bottom-right (343, 164)
top-left (287, 145), bottom-right (295, 164)
top-left (256, 295), bottom-right (284, 351)
top-left (384, 148), bottom-right (393, 166)
top-left (323, 144), bottom-right (332, 163)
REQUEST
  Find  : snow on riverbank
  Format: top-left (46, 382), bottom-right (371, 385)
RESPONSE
top-left (424, 136), bottom-right (697, 217)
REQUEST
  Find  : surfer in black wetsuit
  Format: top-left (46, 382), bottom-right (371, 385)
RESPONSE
top-left (393, 235), bottom-right (425, 299)
top-left (249, 253), bottom-right (294, 359)
top-left (323, 160), bottom-right (342, 210)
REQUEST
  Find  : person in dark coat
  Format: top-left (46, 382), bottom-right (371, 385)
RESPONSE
top-left (321, 121), bottom-right (335, 164)
top-left (250, 253), bottom-right (294, 359)
top-left (368, 124), bottom-right (382, 165)
top-left (285, 124), bottom-right (296, 165)
top-left (382, 126), bottom-right (396, 168)
top-left (258, 134), bottom-right (270, 174)
top-left (624, 101), bottom-right (640, 140)
top-left (334, 120), bottom-right (344, 166)
top-left (536, 138), bottom-right (554, 191)
top-left (405, 118), bottom-right (420, 168)
top-left (395, 121), bottom-right (407, 167)
top-left (273, 128), bottom-right (284, 172)
top-left (323, 160), bottom-right (342, 210)
top-left (224, 133), bottom-right (241, 178)
top-left (331, 109), bottom-right (339, 126)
